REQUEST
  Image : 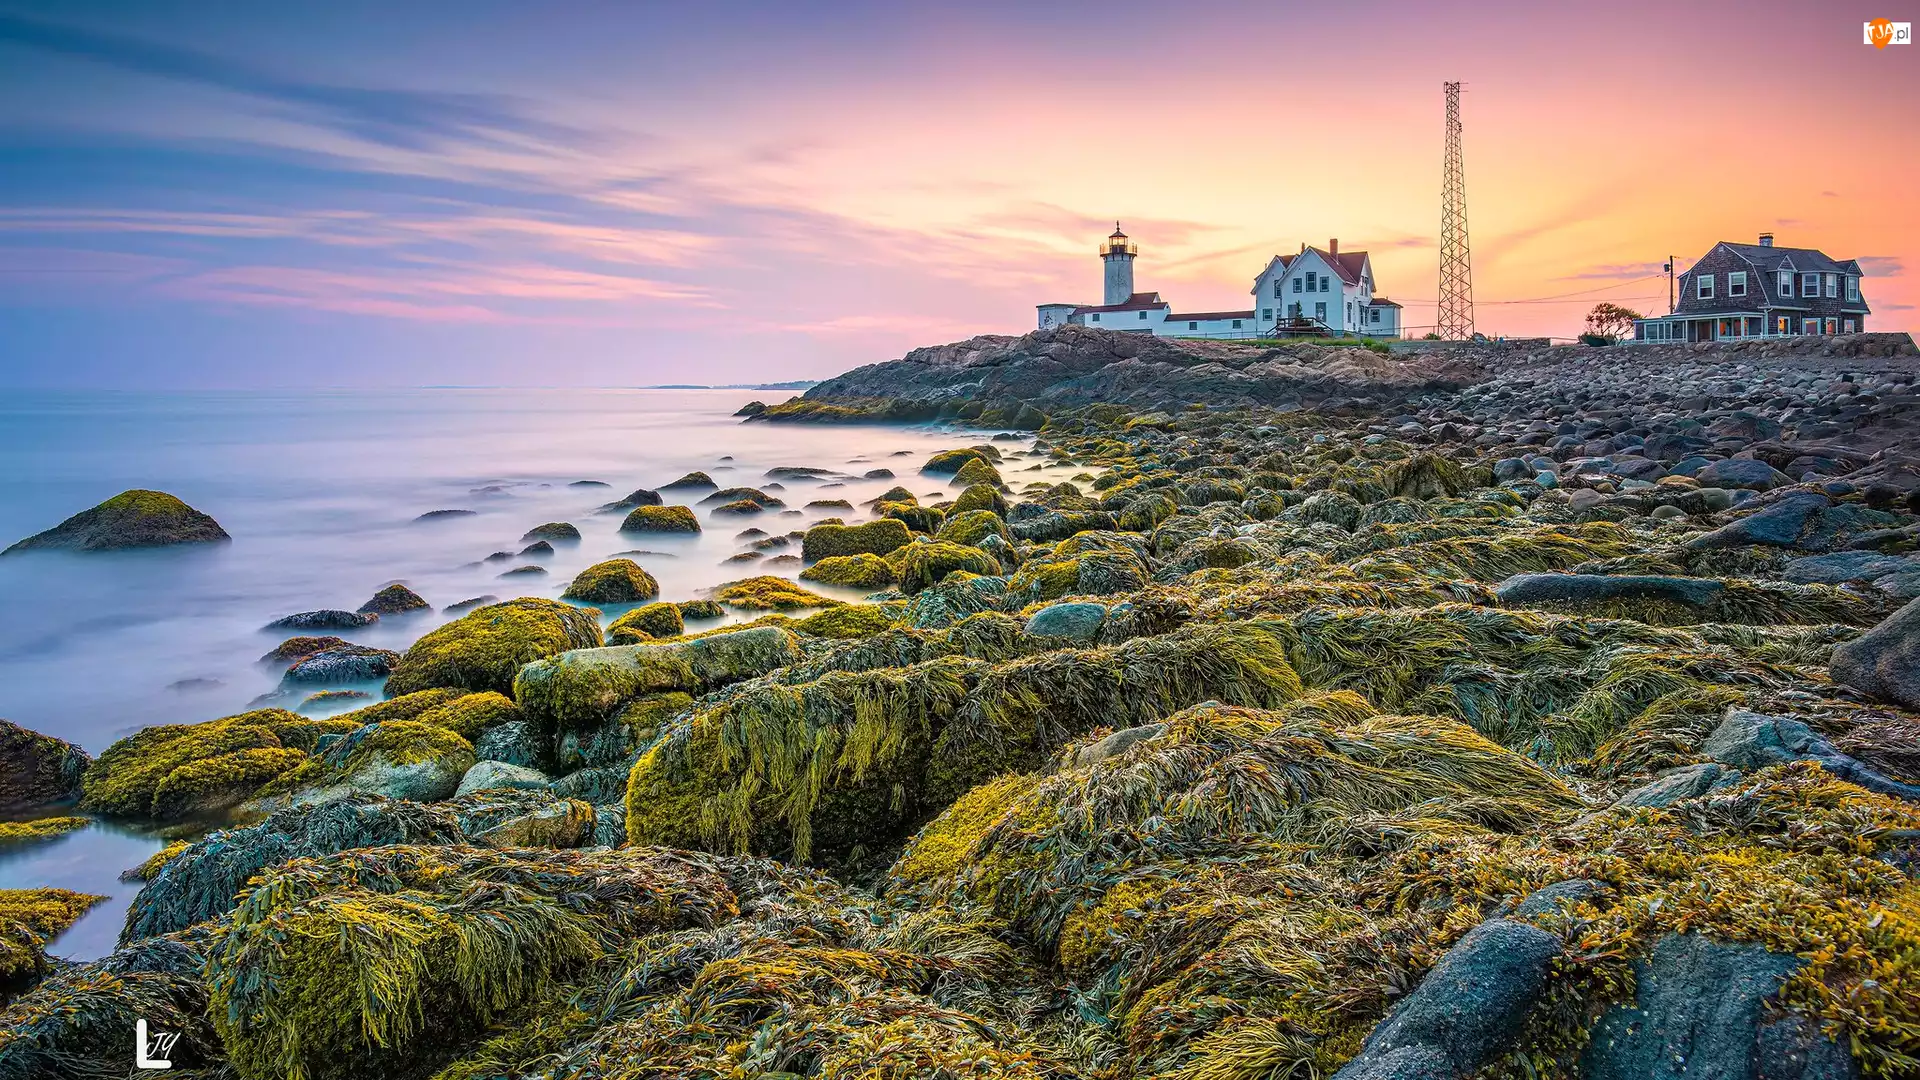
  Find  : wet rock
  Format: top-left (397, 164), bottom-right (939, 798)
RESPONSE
top-left (1695, 458), bottom-right (1793, 491)
top-left (599, 487), bottom-right (662, 512)
top-left (279, 644), bottom-right (401, 685)
top-left (0, 719), bottom-right (89, 812)
top-left (1831, 596), bottom-right (1920, 711)
top-left (472, 719), bottom-right (543, 769)
top-left (1335, 918), bottom-right (1560, 1079)
top-left (520, 539), bottom-right (555, 556)
top-left (1702, 707), bottom-right (1920, 801)
top-left (660, 471), bottom-right (717, 490)
top-left (469, 797), bottom-right (593, 848)
top-left (247, 721), bottom-right (476, 810)
top-left (1025, 601), bottom-right (1109, 642)
top-left (385, 597), bottom-right (603, 697)
top-left (443, 595), bottom-right (498, 614)
top-left (620, 504), bottom-right (701, 534)
top-left (561, 558), bottom-right (660, 604)
top-left (413, 509), bottom-right (477, 522)
top-left (4, 489), bottom-right (229, 554)
top-left (1064, 723), bottom-right (1163, 770)
top-left (355, 583), bottom-right (429, 615)
top-left (453, 760), bottom-right (551, 797)
top-left (1784, 551), bottom-right (1916, 585)
top-left (1688, 493), bottom-right (1837, 550)
top-left (1581, 934), bottom-right (1854, 1080)
top-left (1496, 573), bottom-right (1725, 610)
top-left (1613, 762), bottom-right (1743, 809)
top-left (264, 609), bottom-right (378, 631)
top-left (522, 521), bottom-right (581, 542)
top-left (498, 564), bottom-right (547, 578)
top-left (259, 635), bottom-right (349, 664)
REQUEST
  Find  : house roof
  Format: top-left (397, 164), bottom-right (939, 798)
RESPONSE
top-left (1073, 291), bottom-right (1169, 315)
top-left (1168, 310), bottom-right (1256, 322)
top-left (1720, 242), bottom-right (1862, 277)
top-left (1367, 297), bottom-right (1402, 308)
top-left (1251, 248), bottom-right (1371, 287)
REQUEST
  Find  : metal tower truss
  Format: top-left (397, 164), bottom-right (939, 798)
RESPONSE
top-left (1438, 81), bottom-right (1475, 339)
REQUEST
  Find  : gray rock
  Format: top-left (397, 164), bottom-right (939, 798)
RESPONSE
top-left (1066, 723), bottom-right (1166, 770)
top-left (1613, 762), bottom-right (1743, 809)
top-left (1832, 596), bottom-right (1920, 711)
top-left (1025, 601), bottom-right (1110, 642)
top-left (454, 760), bottom-right (552, 797)
top-left (470, 798), bottom-right (593, 848)
top-left (1496, 573), bottom-right (1725, 610)
top-left (1688, 494), bottom-right (1832, 551)
top-left (265, 609), bottom-right (379, 631)
top-left (1702, 708), bottom-right (1920, 801)
top-left (4, 489), bottom-right (229, 554)
top-left (1877, 570), bottom-right (1920, 599)
top-left (549, 765), bottom-right (632, 804)
top-left (1511, 879), bottom-right (1606, 918)
top-left (1335, 919), bottom-right (1560, 1079)
top-left (1580, 934), bottom-right (1855, 1080)
top-left (591, 802), bottom-right (627, 846)
top-left (279, 643), bottom-right (400, 685)
top-left (1695, 458), bottom-right (1792, 491)
top-left (1783, 551), bottom-right (1916, 585)
top-left (0, 719), bottom-right (89, 812)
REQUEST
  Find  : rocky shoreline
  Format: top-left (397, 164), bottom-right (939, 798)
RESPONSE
top-left (4, 327), bottom-right (1920, 1079)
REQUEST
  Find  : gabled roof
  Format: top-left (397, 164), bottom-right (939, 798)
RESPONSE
top-left (1366, 297), bottom-right (1402, 308)
top-left (1718, 242), bottom-right (1862, 277)
top-left (1252, 247), bottom-right (1371, 287)
top-left (1073, 291), bottom-right (1170, 315)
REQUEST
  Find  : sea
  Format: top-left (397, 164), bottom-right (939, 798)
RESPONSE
top-left (0, 387), bottom-right (1024, 960)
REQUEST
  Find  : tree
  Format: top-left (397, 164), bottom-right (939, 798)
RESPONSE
top-left (1584, 302), bottom-right (1643, 342)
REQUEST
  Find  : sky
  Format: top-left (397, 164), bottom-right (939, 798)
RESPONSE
top-left (0, 0), bottom-right (1915, 389)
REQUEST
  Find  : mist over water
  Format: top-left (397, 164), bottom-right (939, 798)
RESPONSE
top-left (0, 386), bottom-right (1006, 959)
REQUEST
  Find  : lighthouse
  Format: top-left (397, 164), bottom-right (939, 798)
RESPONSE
top-left (1101, 222), bottom-right (1137, 305)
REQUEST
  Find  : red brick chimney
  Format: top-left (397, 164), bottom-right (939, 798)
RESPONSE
top-left (1329, 238), bottom-right (1339, 256)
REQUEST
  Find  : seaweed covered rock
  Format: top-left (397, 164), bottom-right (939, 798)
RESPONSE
top-left (629, 622), bottom-right (1304, 866)
top-left (1494, 572), bottom-right (1873, 626)
top-left (355, 582), bottom-right (429, 615)
top-left (660, 471), bottom-right (718, 490)
top-left (453, 760), bottom-right (550, 796)
top-left (888, 539), bottom-right (1001, 593)
top-left (265, 608), bottom-right (378, 631)
top-left (799, 551), bottom-right (896, 589)
top-left (713, 575), bottom-right (837, 610)
top-left (521, 521), bottom-right (581, 543)
top-left (384, 597), bottom-right (603, 697)
top-left (791, 603), bottom-right (898, 639)
top-left (3, 489), bottom-right (228, 554)
top-left (606, 601), bottom-right (685, 643)
top-left (937, 508), bottom-right (1014, 548)
top-left (952, 481), bottom-right (1010, 516)
top-left (0, 816), bottom-right (88, 849)
top-left (801, 517), bottom-right (912, 561)
top-left (922, 446), bottom-right (1000, 475)
top-left (515, 625), bottom-right (804, 735)
top-left (0, 888), bottom-right (104, 999)
top-left (0, 921), bottom-right (211, 1078)
top-left (245, 720), bottom-right (476, 810)
top-left (277, 642), bottom-right (401, 685)
top-left (561, 558), bottom-right (660, 604)
top-left (204, 846), bottom-right (747, 1080)
top-left (619, 504), bottom-right (701, 534)
top-left (952, 456), bottom-right (1005, 488)
top-left (79, 708), bottom-right (352, 821)
top-left (0, 720), bottom-right (88, 812)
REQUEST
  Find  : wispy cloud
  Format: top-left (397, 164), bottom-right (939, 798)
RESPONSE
top-left (1859, 256), bottom-right (1904, 276)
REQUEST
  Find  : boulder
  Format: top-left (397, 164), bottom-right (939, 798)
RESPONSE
top-left (1064, 722), bottom-right (1163, 770)
top-left (0, 720), bottom-right (89, 812)
top-left (355, 583), bottom-right (429, 616)
top-left (561, 558), bottom-right (660, 604)
top-left (264, 609), bottom-right (378, 631)
top-left (660, 471), bottom-right (717, 490)
top-left (1783, 552), bottom-right (1916, 585)
top-left (599, 488), bottom-right (662, 512)
top-left (515, 625), bottom-right (804, 735)
top-left (1612, 762), bottom-right (1743, 809)
top-left (619, 504), bottom-right (701, 534)
top-left (1581, 934), bottom-right (1855, 1080)
top-left (278, 644), bottom-right (401, 685)
top-left (1694, 458), bottom-right (1792, 491)
top-left (1831, 596), bottom-right (1920, 711)
top-left (453, 760), bottom-right (551, 797)
top-left (245, 720), bottom-right (476, 809)
top-left (472, 719), bottom-right (543, 769)
top-left (4, 489), bottom-right (228, 554)
top-left (1024, 601), bottom-right (1109, 642)
top-left (521, 522), bottom-right (581, 543)
top-left (1688, 493), bottom-right (1852, 551)
top-left (470, 797), bottom-right (593, 847)
top-left (1496, 573), bottom-right (1725, 610)
top-left (259, 635), bottom-right (349, 664)
top-left (1334, 918), bottom-right (1561, 1079)
top-left (384, 598), bottom-right (603, 697)
top-left (1702, 707), bottom-right (1920, 801)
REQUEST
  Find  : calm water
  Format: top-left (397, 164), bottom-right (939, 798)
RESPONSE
top-left (0, 387), bottom-right (1010, 958)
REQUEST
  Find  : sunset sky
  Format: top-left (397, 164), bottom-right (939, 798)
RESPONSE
top-left (1, 0), bottom-right (1914, 388)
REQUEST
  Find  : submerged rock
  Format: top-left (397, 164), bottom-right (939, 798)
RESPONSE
top-left (278, 644), bottom-right (401, 685)
top-left (355, 582), bottom-right (428, 615)
top-left (620, 504), bottom-right (701, 534)
top-left (561, 558), bottom-right (660, 604)
top-left (0, 720), bottom-right (89, 812)
top-left (385, 597), bottom-right (603, 697)
top-left (4, 489), bottom-right (228, 554)
top-left (264, 609), bottom-right (378, 631)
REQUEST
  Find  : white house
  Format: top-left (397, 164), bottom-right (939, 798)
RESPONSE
top-left (1037, 225), bottom-right (1401, 339)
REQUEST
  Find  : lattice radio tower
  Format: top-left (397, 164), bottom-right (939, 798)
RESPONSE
top-left (1438, 81), bottom-right (1475, 339)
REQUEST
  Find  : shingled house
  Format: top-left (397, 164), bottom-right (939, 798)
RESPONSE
top-left (1634, 234), bottom-right (1871, 343)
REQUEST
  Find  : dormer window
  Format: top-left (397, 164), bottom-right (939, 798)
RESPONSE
top-left (1846, 276), bottom-right (1859, 302)
top-left (1728, 271), bottom-right (1747, 297)
top-left (1697, 274), bottom-right (1714, 300)
top-left (1778, 270), bottom-right (1793, 296)
top-left (1802, 272), bottom-right (1819, 297)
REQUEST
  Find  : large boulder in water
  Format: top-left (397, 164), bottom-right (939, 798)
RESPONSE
top-left (561, 558), bottom-right (660, 604)
top-left (1831, 595), bottom-right (1920, 711)
top-left (0, 720), bottom-right (89, 812)
top-left (383, 597), bottom-right (603, 697)
top-left (3, 489), bottom-right (228, 554)
top-left (78, 708), bottom-right (353, 822)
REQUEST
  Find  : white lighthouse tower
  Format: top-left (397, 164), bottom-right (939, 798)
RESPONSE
top-left (1101, 222), bottom-right (1137, 305)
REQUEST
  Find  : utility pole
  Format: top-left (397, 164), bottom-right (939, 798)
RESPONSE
top-left (1437, 82), bottom-right (1475, 339)
top-left (1664, 256), bottom-right (1676, 314)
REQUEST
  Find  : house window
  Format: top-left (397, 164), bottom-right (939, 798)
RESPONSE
top-left (1846, 276), bottom-right (1859, 302)
top-left (1803, 318), bottom-right (1818, 335)
top-left (1273, 280), bottom-right (1284, 299)
top-left (1231, 319), bottom-right (1242, 329)
top-left (1292, 278), bottom-right (1302, 294)
top-left (1321, 277), bottom-right (1331, 293)
top-left (1776, 316), bottom-right (1790, 334)
top-left (1844, 318), bottom-right (1856, 333)
top-left (1090, 313), bottom-right (1100, 322)
top-left (1370, 308), bottom-right (1381, 324)
top-left (1696, 274), bottom-right (1714, 300)
top-left (1778, 271), bottom-right (1793, 296)
top-left (1305, 272), bottom-right (1317, 290)
top-left (1314, 301), bottom-right (1327, 322)
top-left (1138, 310), bottom-right (1148, 320)
top-left (1346, 302), bottom-right (1354, 324)
top-left (1728, 271), bottom-right (1747, 297)
top-left (1825, 274), bottom-right (1838, 298)
top-left (1802, 273), bottom-right (1819, 297)
top-left (1289, 302), bottom-right (1302, 317)
top-left (1262, 308), bottom-right (1272, 320)
top-left (1825, 317), bottom-right (1838, 334)
top-left (1188, 321), bottom-right (1198, 331)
